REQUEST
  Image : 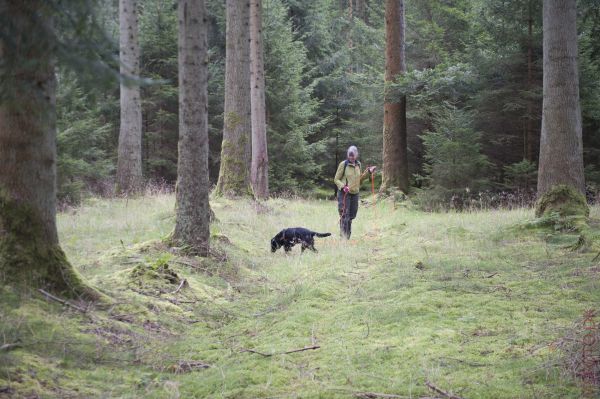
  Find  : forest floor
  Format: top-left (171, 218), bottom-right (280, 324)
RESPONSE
top-left (1, 194), bottom-right (600, 398)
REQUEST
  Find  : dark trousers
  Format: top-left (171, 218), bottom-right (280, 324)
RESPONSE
top-left (338, 191), bottom-right (359, 239)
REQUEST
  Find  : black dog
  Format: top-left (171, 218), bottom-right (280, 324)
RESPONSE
top-left (271, 227), bottom-right (331, 253)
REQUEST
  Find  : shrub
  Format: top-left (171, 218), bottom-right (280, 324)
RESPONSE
top-left (415, 107), bottom-right (491, 209)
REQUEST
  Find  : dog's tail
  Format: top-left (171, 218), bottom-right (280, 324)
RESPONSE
top-left (313, 232), bottom-right (332, 238)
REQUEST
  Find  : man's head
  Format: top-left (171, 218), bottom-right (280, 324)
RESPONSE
top-left (347, 145), bottom-right (358, 163)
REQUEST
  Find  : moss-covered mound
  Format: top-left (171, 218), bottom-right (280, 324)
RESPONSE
top-left (128, 254), bottom-right (181, 294)
top-left (535, 184), bottom-right (589, 220)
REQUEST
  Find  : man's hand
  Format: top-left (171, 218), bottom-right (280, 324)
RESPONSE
top-left (367, 166), bottom-right (377, 174)
top-left (342, 185), bottom-right (350, 193)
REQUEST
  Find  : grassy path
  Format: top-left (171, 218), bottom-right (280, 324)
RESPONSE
top-left (2, 195), bottom-right (599, 398)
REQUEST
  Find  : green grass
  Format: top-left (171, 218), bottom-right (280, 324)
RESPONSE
top-left (1, 195), bottom-right (599, 398)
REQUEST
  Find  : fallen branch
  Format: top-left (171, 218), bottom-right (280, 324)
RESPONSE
top-left (425, 381), bottom-right (465, 399)
top-left (241, 345), bottom-right (320, 357)
top-left (171, 279), bottom-right (188, 294)
top-left (252, 306), bottom-right (277, 317)
top-left (170, 360), bottom-right (210, 373)
top-left (484, 272), bottom-right (499, 278)
top-left (38, 289), bottom-right (87, 313)
top-left (330, 387), bottom-right (438, 399)
top-left (0, 343), bottom-right (21, 352)
top-left (167, 298), bottom-right (197, 305)
top-left (439, 357), bottom-right (486, 367)
top-left (353, 391), bottom-right (407, 398)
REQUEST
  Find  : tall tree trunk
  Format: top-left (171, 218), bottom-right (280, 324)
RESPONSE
top-left (381, 0), bottom-right (409, 193)
top-left (249, 0), bottom-right (269, 200)
top-left (526, 1), bottom-right (535, 162)
top-left (116, 0), bottom-right (143, 195)
top-left (216, 0), bottom-right (252, 197)
top-left (356, 0), bottom-right (366, 22)
top-left (0, 1), bottom-right (97, 299)
top-left (173, 0), bottom-right (211, 255)
top-left (348, 0), bottom-right (354, 47)
top-left (537, 0), bottom-right (585, 197)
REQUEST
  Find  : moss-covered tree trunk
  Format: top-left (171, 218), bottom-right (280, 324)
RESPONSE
top-left (0, 1), bottom-right (98, 300)
top-left (536, 0), bottom-right (587, 218)
top-left (215, 0), bottom-right (252, 197)
top-left (249, 0), bottom-right (269, 200)
top-left (381, 0), bottom-right (409, 194)
top-left (116, 0), bottom-right (143, 196)
top-left (173, 0), bottom-right (211, 256)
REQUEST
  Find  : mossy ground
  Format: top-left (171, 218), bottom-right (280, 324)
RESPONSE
top-left (1, 194), bottom-right (599, 398)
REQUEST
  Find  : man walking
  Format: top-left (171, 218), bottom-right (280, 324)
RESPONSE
top-left (334, 146), bottom-right (376, 239)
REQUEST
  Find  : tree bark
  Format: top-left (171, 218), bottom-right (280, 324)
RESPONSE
top-left (537, 0), bottom-right (585, 196)
top-left (525, 0), bottom-right (534, 162)
top-left (348, 0), bottom-right (354, 49)
top-left (381, 0), bottom-right (409, 193)
top-left (249, 0), bottom-right (269, 200)
top-left (0, 1), bottom-right (98, 299)
top-left (356, 0), bottom-right (366, 23)
top-left (215, 0), bottom-right (252, 197)
top-left (173, 0), bottom-right (211, 255)
top-left (116, 0), bottom-right (143, 195)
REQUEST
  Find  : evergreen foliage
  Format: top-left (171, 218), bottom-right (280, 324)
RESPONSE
top-left (51, 0), bottom-right (600, 207)
top-left (416, 107), bottom-right (490, 207)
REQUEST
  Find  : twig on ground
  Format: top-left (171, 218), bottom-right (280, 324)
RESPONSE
top-left (241, 345), bottom-right (320, 357)
top-left (173, 259), bottom-right (198, 268)
top-left (171, 279), bottom-right (188, 294)
top-left (341, 389), bottom-right (441, 399)
top-left (439, 357), bottom-right (486, 367)
top-left (121, 259), bottom-right (143, 265)
top-left (484, 272), bottom-right (499, 278)
top-left (425, 381), bottom-right (465, 399)
top-left (170, 360), bottom-right (210, 373)
top-left (167, 298), bottom-right (197, 305)
top-left (38, 289), bottom-right (87, 313)
top-left (252, 306), bottom-right (276, 317)
top-left (353, 392), bottom-right (407, 398)
top-left (109, 311), bottom-right (147, 321)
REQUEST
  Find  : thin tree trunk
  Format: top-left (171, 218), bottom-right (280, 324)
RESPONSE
top-left (173, 0), bottom-right (210, 255)
top-left (116, 0), bottom-right (143, 195)
top-left (250, 0), bottom-right (269, 200)
top-left (348, 0), bottom-right (354, 47)
top-left (526, 1), bottom-right (534, 162)
top-left (537, 0), bottom-right (585, 196)
top-left (356, 0), bottom-right (366, 22)
top-left (216, 0), bottom-right (252, 197)
top-left (381, 0), bottom-right (409, 193)
top-left (0, 1), bottom-right (97, 299)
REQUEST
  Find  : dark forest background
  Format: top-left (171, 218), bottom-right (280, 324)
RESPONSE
top-left (56, 0), bottom-right (600, 207)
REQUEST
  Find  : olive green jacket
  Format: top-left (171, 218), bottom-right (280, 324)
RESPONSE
top-left (334, 160), bottom-right (369, 194)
